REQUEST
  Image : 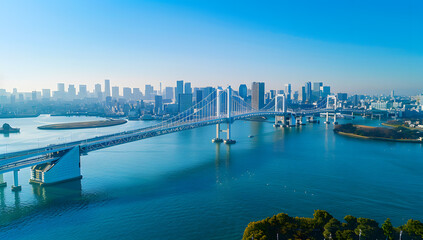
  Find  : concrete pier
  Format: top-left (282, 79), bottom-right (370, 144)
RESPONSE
top-left (11, 170), bottom-right (21, 192)
top-left (0, 173), bottom-right (6, 188)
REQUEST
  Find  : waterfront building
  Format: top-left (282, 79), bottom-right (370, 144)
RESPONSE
top-left (251, 82), bottom-right (265, 110)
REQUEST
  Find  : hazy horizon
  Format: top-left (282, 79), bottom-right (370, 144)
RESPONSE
top-left (1, 0), bottom-right (422, 95)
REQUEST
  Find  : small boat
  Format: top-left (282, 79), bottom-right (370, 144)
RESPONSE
top-left (248, 135), bottom-right (254, 138)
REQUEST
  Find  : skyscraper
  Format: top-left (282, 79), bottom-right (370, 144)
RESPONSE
top-left (95, 84), bottom-right (102, 99)
top-left (155, 95), bottom-right (163, 113)
top-left (42, 89), bottom-right (51, 99)
top-left (305, 82), bottom-right (312, 103)
top-left (145, 85), bottom-right (154, 100)
top-left (112, 86), bottom-right (119, 99)
top-left (68, 84), bottom-right (76, 100)
top-left (252, 82), bottom-right (265, 110)
top-left (176, 80), bottom-right (184, 103)
top-left (184, 82), bottom-right (192, 94)
top-left (133, 88), bottom-right (142, 100)
top-left (123, 87), bottom-right (132, 100)
top-left (178, 93), bottom-right (193, 112)
top-left (239, 84), bottom-right (247, 100)
top-left (321, 86), bottom-right (331, 98)
top-left (104, 79), bottom-right (111, 97)
top-left (312, 82), bottom-right (323, 100)
top-left (284, 83), bottom-right (292, 100)
top-left (79, 85), bottom-right (87, 99)
top-left (165, 87), bottom-right (174, 101)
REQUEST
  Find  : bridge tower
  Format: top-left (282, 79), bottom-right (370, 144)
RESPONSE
top-left (274, 94), bottom-right (287, 128)
top-left (212, 86), bottom-right (236, 144)
top-left (327, 95), bottom-right (337, 109)
top-left (30, 146), bottom-right (82, 186)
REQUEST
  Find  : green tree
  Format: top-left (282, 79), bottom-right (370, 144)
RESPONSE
top-left (382, 218), bottom-right (394, 240)
top-left (313, 210), bottom-right (334, 229)
top-left (324, 218), bottom-right (341, 239)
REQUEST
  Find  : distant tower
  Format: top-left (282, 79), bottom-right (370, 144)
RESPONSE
top-left (251, 82), bottom-right (265, 110)
top-left (104, 79), bottom-right (111, 97)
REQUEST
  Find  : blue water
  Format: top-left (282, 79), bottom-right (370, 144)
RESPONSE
top-left (0, 115), bottom-right (422, 239)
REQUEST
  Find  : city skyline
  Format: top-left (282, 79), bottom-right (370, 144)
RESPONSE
top-left (1, 1), bottom-right (422, 95)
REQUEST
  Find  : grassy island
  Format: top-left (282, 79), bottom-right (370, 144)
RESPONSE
top-left (333, 123), bottom-right (423, 143)
top-left (38, 119), bottom-right (127, 130)
top-left (243, 210), bottom-right (423, 240)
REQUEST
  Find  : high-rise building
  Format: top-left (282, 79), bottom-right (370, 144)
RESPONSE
top-left (165, 87), bottom-right (174, 101)
top-left (321, 86), bottom-right (331, 98)
top-left (299, 86), bottom-right (306, 103)
top-left (184, 82), bottom-right (192, 94)
top-left (133, 88), bottom-right (142, 100)
top-left (57, 83), bottom-right (65, 99)
top-left (391, 90), bottom-right (395, 99)
top-left (32, 91), bottom-right (37, 101)
top-left (251, 82), bottom-right (265, 110)
top-left (337, 93), bottom-right (348, 101)
top-left (95, 84), bottom-right (102, 99)
top-left (57, 83), bottom-right (65, 92)
top-left (239, 84), bottom-right (247, 100)
top-left (145, 85), bottom-right (154, 100)
top-left (78, 85), bottom-right (87, 99)
top-left (195, 89), bottom-right (203, 104)
top-left (155, 95), bottom-right (163, 113)
top-left (305, 82), bottom-right (312, 103)
top-left (104, 79), bottom-right (111, 97)
top-left (176, 80), bottom-right (184, 103)
top-left (123, 87), bottom-right (132, 100)
top-left (67, 85), bottom-right (76, 99)
top-left (112, 86), bottom-right (120, 99)
top-left (178, 93), bottom-right (192, 112)
top-left (42, 89), bottom-right (51, 99)
top-left (312, 82), bottom-right (323, 100)
top-left (284, 84), bottom-right (292, 100)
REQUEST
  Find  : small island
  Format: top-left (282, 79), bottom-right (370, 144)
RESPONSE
top-left (243, 210), bottom-right (423, 240)
top-left (0, 123), bottom-right (20, 133)
top-left (38, 119), bottom-right (127, 130)
top-left (333, 123), bottom-right (423, 143)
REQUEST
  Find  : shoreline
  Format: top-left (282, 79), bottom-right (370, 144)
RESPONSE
top-left (38, 119), bottom-right (127, 130)
top-left (336, 130), bottom-right (422, 143)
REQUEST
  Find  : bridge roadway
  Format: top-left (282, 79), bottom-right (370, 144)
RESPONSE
top-left (0, 110), bottom-right (317, 174)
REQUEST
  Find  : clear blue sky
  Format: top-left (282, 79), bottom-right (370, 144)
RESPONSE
top-left (0, 0), bottom-right (422, 95)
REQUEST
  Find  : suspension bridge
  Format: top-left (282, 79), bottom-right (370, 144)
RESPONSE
top-left (0, 86), bottom-right (349, 190)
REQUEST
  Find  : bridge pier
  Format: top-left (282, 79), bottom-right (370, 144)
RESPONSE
top-left (324, 112), bottom-right (331, 124)
top-left (0, 173), bottom-right (6, 188)
top-left (212, 124), bottom-right (223, 143)
top-left (289, 114), bottom-right (296, 127)
top-left (11, 170), bottom-right (21, 192)
top-left (30, 146), bottom-right (82, 186)
top-left (333, 114), bottom-right (338, 125)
